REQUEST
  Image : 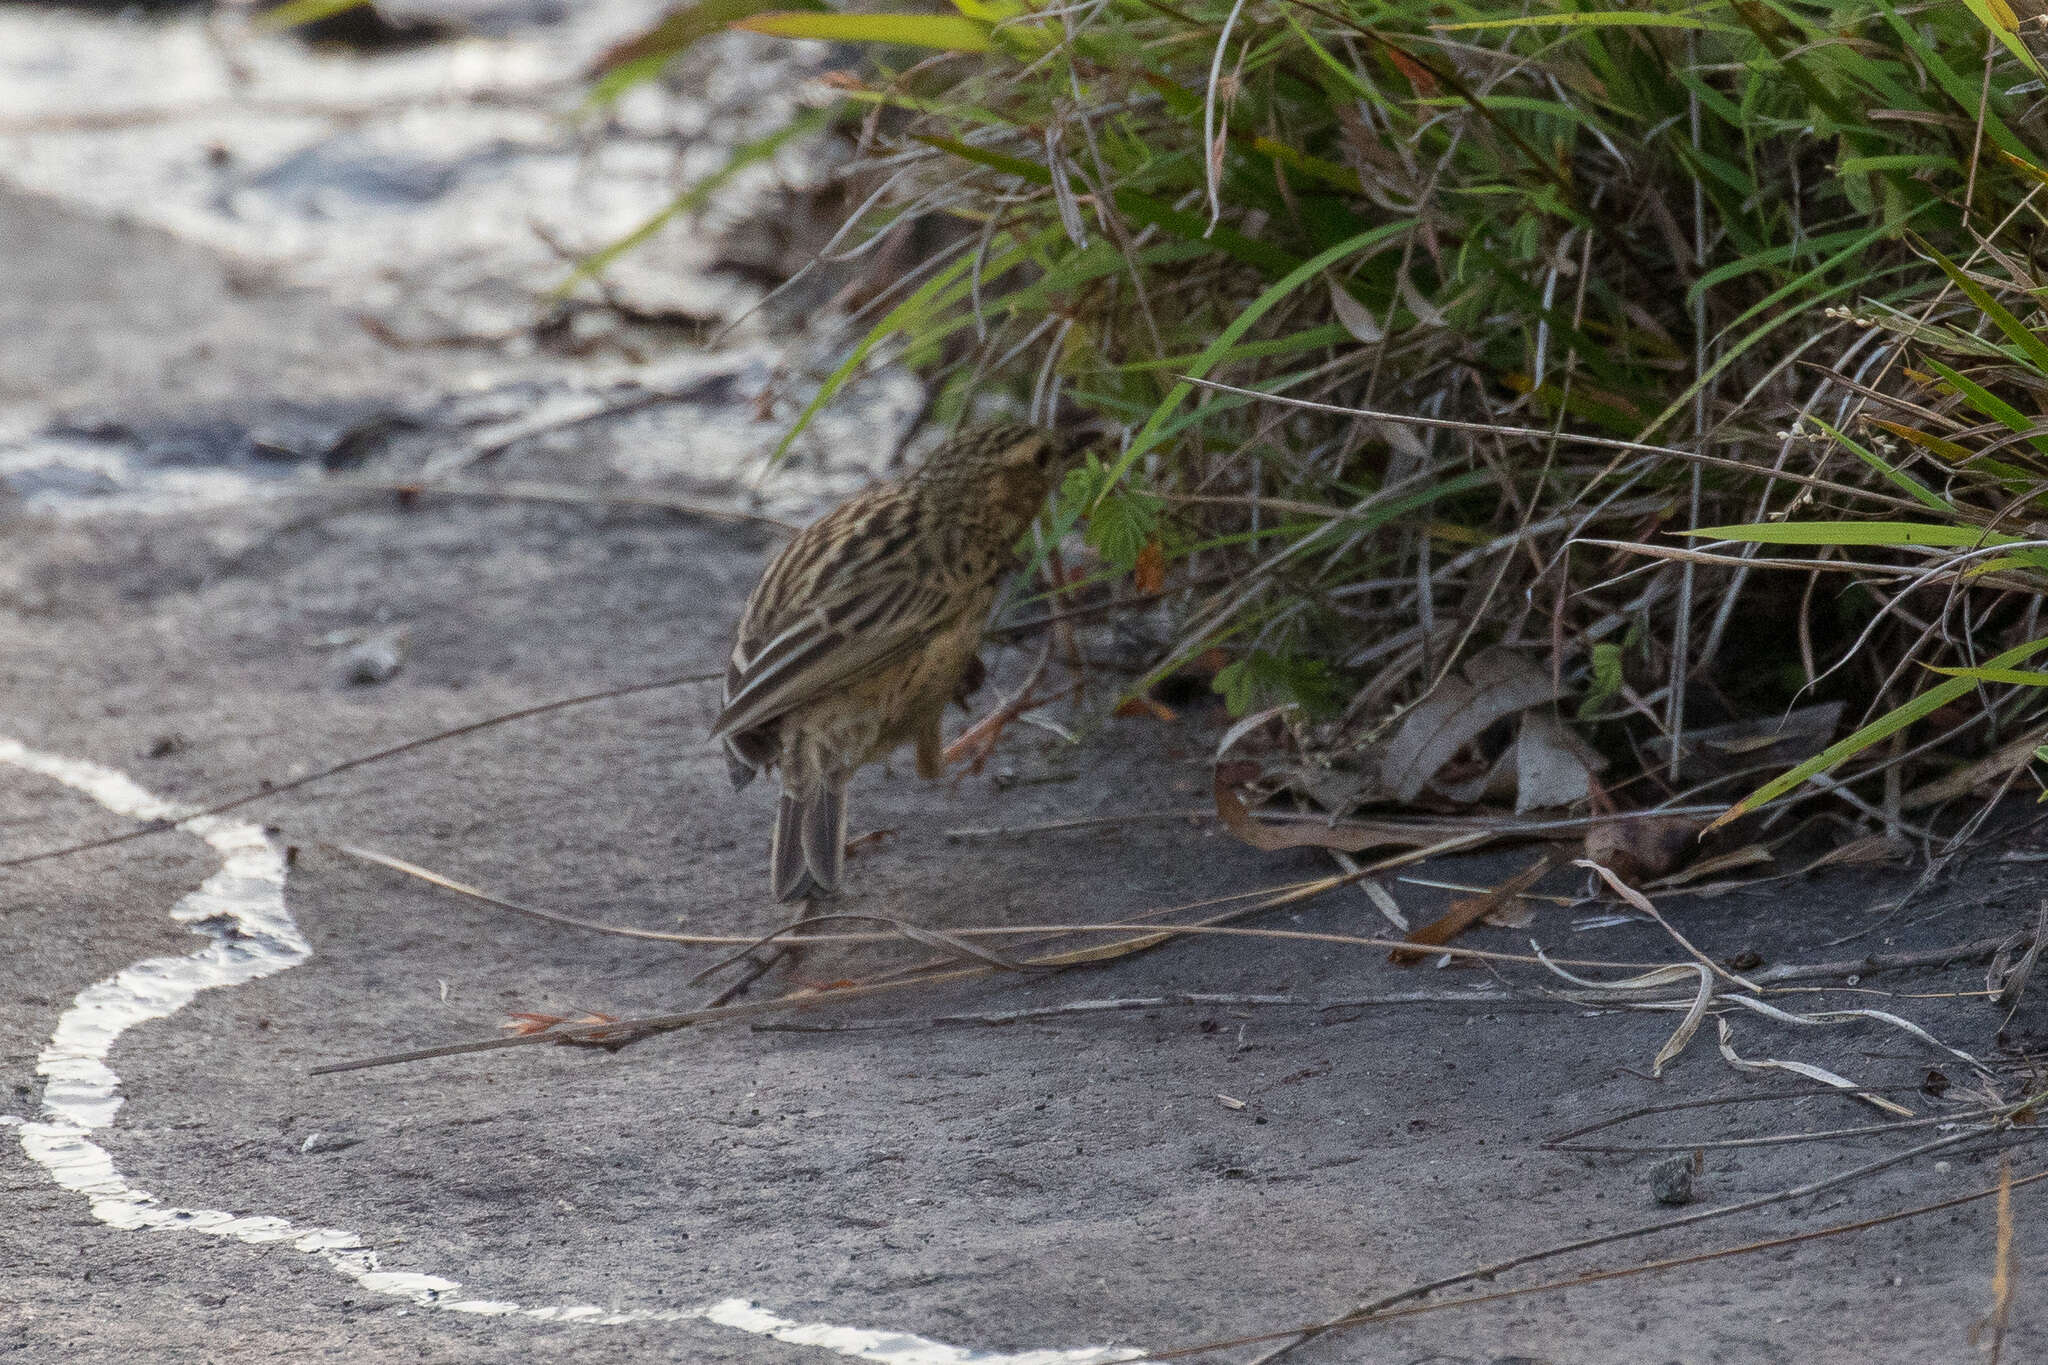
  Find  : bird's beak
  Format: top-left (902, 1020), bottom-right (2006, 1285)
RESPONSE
top-left (1055, 415), bottom-right (1118, 461)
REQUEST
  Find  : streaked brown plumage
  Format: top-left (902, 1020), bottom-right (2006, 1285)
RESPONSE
top-left (712, 421), bottom-right (1096, 901)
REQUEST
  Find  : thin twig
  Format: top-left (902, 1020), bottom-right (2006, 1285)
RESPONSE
top-left (704, 952), bottom-right (789, 1007)
top-left (1225, 1126), bottom-right (2024, 1365)
top-left (1, 673), bottom-right (718, 872)
top-left (312, 871), bottom-right (1758, 1077)
top-left (333, 838), bottom-right (2018, 988)
top-left (1181, 376), bottom-right (1933, 513)
top-left (309, 895), bottom-right (2008, 1077)
top-left (1546, 1104), bottom-right (2011, 1155)
top-left (319, 476), bottom-right (800, 532)
top-left (1542, 1082), bottom-right (1983, 1146)
top-left (330, 838), bottom-right (1744, 967)
top-left (1985, 1156), bottom-right (2015, 1364)
top-left (1750, 937), bottom-right (2013, 986)
top-left (943, 804), bottom-right (1729, 841)
top-left (1149, 1157), bottom-right (2048, 1363)
top-left (454, 382), bottom-right (729, 470)
top-left (943, 810), bottom-right (1213, 837)
top-left (942, 635), bottom-right (1057, 770)
top-left (750, 988), bottom-right (1546, 1032)
top-left (324, 843), bottom-right (699, 944)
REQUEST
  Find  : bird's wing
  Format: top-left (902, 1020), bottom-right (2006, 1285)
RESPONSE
top-left (711, 574), bottom-right (964, 746)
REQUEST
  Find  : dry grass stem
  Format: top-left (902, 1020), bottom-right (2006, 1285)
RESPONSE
top-left (0, 672), bottom-right (718, 872)
top-left (1164, 1160), bottom-right (2048, 1364)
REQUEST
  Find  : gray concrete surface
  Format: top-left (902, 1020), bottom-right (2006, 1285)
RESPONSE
top-left (2, 24), bottom-right (2046, 1364)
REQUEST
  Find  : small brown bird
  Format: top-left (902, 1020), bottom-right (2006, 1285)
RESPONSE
top-left (712, 421), bottom-right (1098, 901)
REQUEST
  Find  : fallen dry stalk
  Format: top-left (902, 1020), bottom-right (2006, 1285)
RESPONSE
top-left (1143, 1154), bottom-right (2048, 1364)
top-left (1983, 1157), bottom-right (2017, 1364)
top-left (1544, 1104), bottom-right (2012, 1155)
top-left (750, 988), bottom-right (1563, 1032)
top-left (323, 836), bottom-right (1777, 966)
top-left (0, 671), bottom-right (720, 872)
top-left (943, 804), bottom-right (1727, 842)
top-left (330, 841), bottom-right (704, 945)
top-left (314, 835), bottom-right (2020, 1079)
top-left (941, 636), bottom-right (1056, 771)
top-left (1544, 1082), bottom-right (1971, 1146)
top-left (1392, 854), bottom-right (1554, 963)
top-left (1222, 1127), bottom-right (2042, 1365)
top-left (318, 475), bottom-right (802, 532)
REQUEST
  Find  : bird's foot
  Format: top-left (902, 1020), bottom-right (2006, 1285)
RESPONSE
top-left (698, 946), bottom-right (795, 1007)
top-left (942, 689), bottom-right (1060, 776)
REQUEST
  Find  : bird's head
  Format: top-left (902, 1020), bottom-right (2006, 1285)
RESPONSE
top-left (929, 418), bottom-right (1113, 523)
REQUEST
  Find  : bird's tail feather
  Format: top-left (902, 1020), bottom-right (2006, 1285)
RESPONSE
top-left (771, 782), bottom-right (847, 902)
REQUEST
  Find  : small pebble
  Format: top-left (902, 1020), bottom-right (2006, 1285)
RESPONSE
top-left (1649, 1154), bottom-right (1700, 1205)
top-left (298, 1130), bottom-right (363, 1155)
top-left (334, 629), bottom-right (408, 687)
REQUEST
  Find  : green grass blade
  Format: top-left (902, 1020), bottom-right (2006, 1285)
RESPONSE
top-left (773, 225), bottom-right (1063, 460)
top-left (1918, 240), bottom-right (2048, 376)
top-left (553, 105), bottom-right (836, 296)
top-left (584, 0), bottom-right (830, 104)
top-left (1684, 521), bottom-right (2020, 548)
top-left (735, 11), bottom-right (994, 50)
top-left (1806, 417), bottom-right (1955, 515)
top-left (1919, 357), bottom-right (2048, 458)
top-left (1925, 664), bottom-right (2048, 685)
top-left (254, 0), bottom-right (367, 29)
top-left (1716, 634), bottom-right (2048, 828)
top-left (1103, 223), bottom-right (1415, 501)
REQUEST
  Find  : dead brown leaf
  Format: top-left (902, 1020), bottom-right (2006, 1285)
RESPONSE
top-left (1115, 694), bottom-right (1179, 723)
top-left (1903, 724), bottom-right (2048, 811)
top-left (1801, 833), bottom-right (1910, 872)
top-left (500, 1010), bottom-right (618, 1036)
top-left (1646, 842), bottom-right (1774, 889)
top-left (1213, 764), bottom-right (1469, 855)
top-left (1380, 38), bottom-right (1440, 95)
top-left (844, 828), bottom-right (898, 857)
top-left (1583, 816), bottom-right (1704, 884)
top-left (1481, 898), bottom-right (1538, 930)
top-left (1513, 711), bottom-right (1602, 812)
top-left (1379, 648), bottom-right (1559, 802)
top-left (1133, 538), bottom-right (1166, 595)
top-left (1391, 855), bottom-right (1553, 965)
top-left (1989, 902), bottom-right (2047, 1013)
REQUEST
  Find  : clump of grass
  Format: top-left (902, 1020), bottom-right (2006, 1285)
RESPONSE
top-left (1688, 241), bottom-right (2048, 829)
top-left (588, 0), bottom-right (2048, 829)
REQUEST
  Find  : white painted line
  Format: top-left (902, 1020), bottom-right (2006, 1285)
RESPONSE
top-left (1, 737), bottom-right (1137, 1365)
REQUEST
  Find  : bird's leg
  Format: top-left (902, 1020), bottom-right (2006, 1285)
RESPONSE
top-left (942, 637), bottom-right (1056, 775)
top-left (698, 894), bottom-right (819, 1007)
top-left (914, 708), bottom-right (946, 780)
top-left (951, 653), bottom-right (987, 710)
top-left (701, 946), bottom-right (785, 1008)
top-left (780, 890), bottom-right (824, 980)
